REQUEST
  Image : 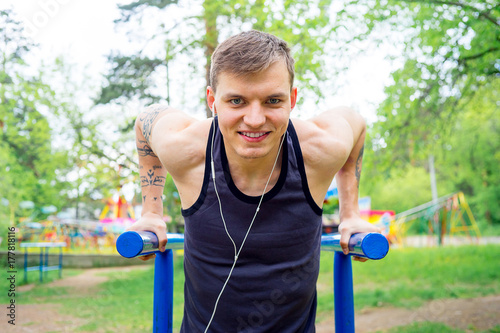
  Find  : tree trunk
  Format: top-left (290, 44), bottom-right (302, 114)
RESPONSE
top-left (203, 0), bottom-right (218, 118)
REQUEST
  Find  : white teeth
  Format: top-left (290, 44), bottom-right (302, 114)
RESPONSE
top-left (241, 132), bottom-right (266, 138)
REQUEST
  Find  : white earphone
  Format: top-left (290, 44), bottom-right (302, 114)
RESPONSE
top-left (204, 113), bottom-right (286, 332)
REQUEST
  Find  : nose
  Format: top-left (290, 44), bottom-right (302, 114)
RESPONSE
top-left (243, 102), bottom-right (266, 128)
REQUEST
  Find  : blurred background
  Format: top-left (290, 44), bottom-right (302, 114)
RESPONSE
top-left (0, 0), bottom-right (498, 250)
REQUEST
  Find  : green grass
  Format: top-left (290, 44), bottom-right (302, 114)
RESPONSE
top-left (317, 245), bottom-right (500, 314)
top-left (377, 322), bottom-right (500, 333)
top-left (14, 245), bottom-right (500, 332)
top-left (0, 268), bottom-right (83, 303)
top-left (16, 258), bottom-right (184, 332)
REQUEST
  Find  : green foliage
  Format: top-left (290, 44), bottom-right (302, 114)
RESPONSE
top-left (0, 10), bottom-right (68, 224)
top-left (96, 54), bottom-right (164, 105)
top-left (365, 166), bottom-right (435, 212)
top-left (97, 0), bottom-right (337, 117)
top-left (342, 0), bottom-right (500, 223)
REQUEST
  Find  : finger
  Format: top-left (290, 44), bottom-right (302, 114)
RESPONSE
top-left (353, 256), bottom-right (368, 262)
top-left (155, 228), bottom-right (168, 252)
top-left (339, 228), bottom-right (351, 255)
top-left (139, 253), bottom-right (156, 261)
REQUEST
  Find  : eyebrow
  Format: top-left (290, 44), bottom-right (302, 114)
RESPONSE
top-left (221, 92), bottom-right (288, 100)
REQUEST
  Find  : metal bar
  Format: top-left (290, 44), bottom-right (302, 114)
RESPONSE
top-left (116, 232), bottom-right (389, 332)
top-left (59, 247), bottom-right (63, 279)
top-left (39, 248), bottom-right (43, 283)
top-left (20, 242), bottom-right (66, 248)
top-left (320, 233), bottom-right (389, 260)
top-left (24, 248), bottom-right (28, 284)
top-left (116, 232), bottom-right (184, 258)
top-left (44, 247), bottom-right (49, 279)
top-left (334, 252), bottom-right (354, 333)
top-left (153, 250), bottom-right (173, 333)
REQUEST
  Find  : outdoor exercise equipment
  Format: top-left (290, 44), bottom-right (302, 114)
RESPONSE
top-left (116, 231), bottom-right (389, 333)
top-left (21, 241), bottom-right (65, 283)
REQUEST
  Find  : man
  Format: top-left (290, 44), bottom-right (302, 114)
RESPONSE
top-left (129, 30), bottom-right (379, 332)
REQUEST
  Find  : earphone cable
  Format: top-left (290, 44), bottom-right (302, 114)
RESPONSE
top-left (204, 118), bottom-right (286, 333)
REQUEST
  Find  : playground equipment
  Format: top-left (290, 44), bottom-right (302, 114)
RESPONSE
top-left (99, 195), bottom-right (136, 223)
top-left (21, 241), bottom-right (65, 283)
top-left (116, 231), bottom-right (389, 333)
top-left (391, 191), bottom-right (480, 246)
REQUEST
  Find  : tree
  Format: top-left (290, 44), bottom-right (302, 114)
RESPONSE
top-left (47, 57), bottom-right (140, 220)
top-left (338, 0), bottom-right (499, 163)
top-left (96, 0), bottom-right (337, 117)
top-left (0, 10), bottom-right (68, 225)
top-left (346, 0), bottom-right (500, 223)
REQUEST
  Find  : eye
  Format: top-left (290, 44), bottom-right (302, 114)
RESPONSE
top-left (268, 98), bottom-right (281, 104)
top-left (230, 98), bottom-right (243, 105)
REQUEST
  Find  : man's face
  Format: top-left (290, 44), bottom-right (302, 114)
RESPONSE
top-left (207, 61), bottom-right (297, 161)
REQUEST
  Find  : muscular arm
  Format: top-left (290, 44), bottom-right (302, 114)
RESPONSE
top-left (128, 105), bottom-right (173, 255)
top-left (335, 111), bottom-right (365, 223)
top-left (136, 116), bottom-right (167, 219)
top-left (311, 107), bottom-right (379, 259)
top-left (128, 104), bottom-right (205, 258)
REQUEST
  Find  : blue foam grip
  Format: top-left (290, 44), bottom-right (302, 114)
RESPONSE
top-left (360, 233), bottom-right (389, 260)
top-left (321, 232), bottom-right (389, 260)
top-left (116, 231), bottom-right (184, 258)
top-left (116, 231), bottom-right (150, 258)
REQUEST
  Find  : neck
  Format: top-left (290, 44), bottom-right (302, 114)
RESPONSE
top-left (224, 137), bottom-right (284, 197)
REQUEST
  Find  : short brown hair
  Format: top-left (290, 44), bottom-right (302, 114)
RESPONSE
top-left (210, 30), bottom-right (295, 92)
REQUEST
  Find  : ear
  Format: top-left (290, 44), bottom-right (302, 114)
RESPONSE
top-left (290, 87), bottom-right (298, 110)
top-left (207, 86), bottom-right (216, 115)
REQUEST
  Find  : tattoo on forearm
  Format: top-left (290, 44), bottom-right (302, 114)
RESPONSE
top-left (137, 140), bottom-right (157, 157)
top-left (355, 145), bottom-right (364, 185)
top-left (139, 105), bottom-right (168, 144)
top-left (140, 169), bottom-right (166, 187)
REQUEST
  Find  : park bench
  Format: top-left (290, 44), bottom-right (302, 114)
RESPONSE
top-left (116, 232), bottom-right (388, 333)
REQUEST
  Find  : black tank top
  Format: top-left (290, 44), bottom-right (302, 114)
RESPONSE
top-left (181, 118), bottom-right (322, 332)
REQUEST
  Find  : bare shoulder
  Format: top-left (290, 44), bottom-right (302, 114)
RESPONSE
top-left (292, 109), bottom-right (362, 166)
top-left (136, 104), bottom-right (212, 176)
top-left (156, 117), bottom-right (212, 178)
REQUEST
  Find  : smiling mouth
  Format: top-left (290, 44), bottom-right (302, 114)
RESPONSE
top-left (239, 131), bottom-right (270, 138)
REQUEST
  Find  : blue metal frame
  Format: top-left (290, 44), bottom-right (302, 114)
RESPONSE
top-left (116, 232), bottom-right (389, 332)
top-left (21, 242), bottom-right (66, 283)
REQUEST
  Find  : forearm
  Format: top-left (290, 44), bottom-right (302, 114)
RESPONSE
top-left (336, 123), bottom-right (366, 221)
top-left (135, 117), bottom-right (166, 218)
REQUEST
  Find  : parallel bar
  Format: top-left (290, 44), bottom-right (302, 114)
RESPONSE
top-left (20, 242), bottom-right (66, 248)
top-left (116, 232), bottom-right (389, 260)
top-left (39, 248), bottom-right (43, 283)
top-left (42, 265), bottom-right (61, 271)
top-left (59, 247), bottom-right (63, 279)
top-left (334, 252), bottom-right (354, 333)
top-left (153, 250), bottom-right (173, 333)
top-left (320, 233), bottom-right (389, 260)
top-left (116, 232), bottom-right (389, 333)
top-left (24, 248), bottom-right (28, 284)
top-left (116, 231), bottom-right (184, 258)
top-left (21, 243), bottom-right (66, 283)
